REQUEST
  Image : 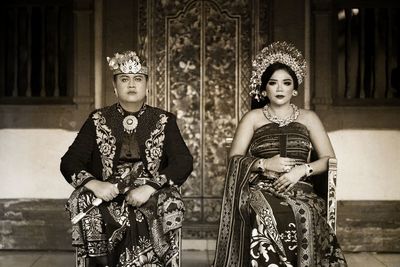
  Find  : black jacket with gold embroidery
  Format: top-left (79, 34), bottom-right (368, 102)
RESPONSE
top-left (60, 104), bottom-right (193, 190)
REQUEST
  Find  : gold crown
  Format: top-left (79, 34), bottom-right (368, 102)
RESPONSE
top-left (106, 51), bottom-right (148, 75)
top-left (249, 41), bottom-right (307, 101)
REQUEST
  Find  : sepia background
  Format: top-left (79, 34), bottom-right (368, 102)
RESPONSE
top-left (0, 0), bottom-right (399, 262)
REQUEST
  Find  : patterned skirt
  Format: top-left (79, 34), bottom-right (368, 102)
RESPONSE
top-left (67, 185), bottom-right (184, 267)
top-left (249, 181), bottom-right (347, 267)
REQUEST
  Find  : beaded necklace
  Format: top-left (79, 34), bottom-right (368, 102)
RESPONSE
top-left (262, 103), bottom-right (299, 127)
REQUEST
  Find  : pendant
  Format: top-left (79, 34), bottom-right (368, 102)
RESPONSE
top-left (123, 115), bottom-right (138, 134)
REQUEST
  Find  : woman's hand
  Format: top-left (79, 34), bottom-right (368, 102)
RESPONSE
top-left (84, 180), bottom-right (119, 202)
top-left (273, 165), bottom-right (306, 193)
top-left (125, 185), bottom-right (156, 207)
top-left (263, 154), bottom-right (297, 173)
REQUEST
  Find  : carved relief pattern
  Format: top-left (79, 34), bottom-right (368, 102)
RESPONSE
top-left (328, 158), bottom-right (337, 233)
top-left (240, 44), bottom-right (251, 116)
top-left (203, 3), bottom-right (238, 197)
top-left (183, 199), bottom-right (202, 223)
top-left (258, 0), bottom-right (271, 50)
top-left (153, 0), bottom-right (191, 108)
top-left (168, 2), bottom-right (202, 197)
top-left (204, 199), bottom-right (222, 223)
top-left (218, 0), bottom-right (252, 117)
top-left (138, 0), bottom-right (148, 62)
top-left (139, 0), bottom-right (253, 224)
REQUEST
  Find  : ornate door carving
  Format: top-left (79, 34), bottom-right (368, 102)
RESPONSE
top-left (139, 0), bottom-right (267, 235)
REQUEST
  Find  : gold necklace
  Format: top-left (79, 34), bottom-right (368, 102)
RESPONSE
top-left (117, 103), bottom-right (147, 134)
top-left (262, 103), bottom-right (299, 127)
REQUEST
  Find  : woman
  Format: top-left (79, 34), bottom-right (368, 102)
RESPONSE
top-left (213, 42), bottom-right (347, 266)
top-left (61, 51), bottom-right (193, 267)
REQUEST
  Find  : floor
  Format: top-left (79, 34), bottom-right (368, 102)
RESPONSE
top-left (0, 251), bottom-right (399, 267)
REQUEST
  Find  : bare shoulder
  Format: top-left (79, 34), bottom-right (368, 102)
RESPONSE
top-left (298, 109), bottom-right (334, 156)
top-left (297, 109), bottom-right (323, 129)
top-left (240, 108), bottom-right (262, 123)
top-left (238, 108), bottom-right (265, 131)
top-left (301, 109), bottom-right (320, 122)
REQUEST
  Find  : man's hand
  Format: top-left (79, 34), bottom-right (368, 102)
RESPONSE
top-left (125, 185), bottom-right (156, 207)
top-left (84, 180), bottom-right (119, 202)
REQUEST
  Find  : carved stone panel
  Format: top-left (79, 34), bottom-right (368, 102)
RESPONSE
top-left (139, 0), bottom-right (254, 224)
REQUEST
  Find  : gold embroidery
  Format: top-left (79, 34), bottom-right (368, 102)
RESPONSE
top-left (108, 201), bottom-right (129, 225)
top-left (93, 111), bottom-right (116, 180)
top-left (145, 114), bottom-right (168, 186)
top-left (119, 242), bottom-right (160, 266)
top-left (71, 170), bottom-right (94, 188)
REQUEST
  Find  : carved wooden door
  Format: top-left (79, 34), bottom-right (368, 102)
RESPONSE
top-left (139, 0), bottom-right (266, 235)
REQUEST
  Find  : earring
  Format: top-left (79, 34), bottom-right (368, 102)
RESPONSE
top-left (292, 90), bottom-right (298, 97)
top-left (261, 90), bottom-right (267, 97)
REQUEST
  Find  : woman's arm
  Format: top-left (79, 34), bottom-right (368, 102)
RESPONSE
top-left (229, 110), bottom-right (257, 157)
top-left (305, 110), bottom-right (335, 175)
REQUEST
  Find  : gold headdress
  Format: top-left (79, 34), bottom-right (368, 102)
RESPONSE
top-left (106, 51), bottom-right (148, 75)
top-left (249, 41), bottom-right (306, 101)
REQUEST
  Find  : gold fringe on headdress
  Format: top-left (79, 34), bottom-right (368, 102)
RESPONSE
top-left (106, 51), bottom-right (148, 75)
top-left (249, 41), bottom-right (306, 101)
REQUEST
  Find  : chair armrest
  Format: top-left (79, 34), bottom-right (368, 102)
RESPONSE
top-left (327, 157), bottom-right (337, 234)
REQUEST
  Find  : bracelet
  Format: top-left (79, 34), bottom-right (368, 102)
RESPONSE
top-left (304, 163), bottom-right (314, 177)
top-left (256, 159), bottom-right (265, 173)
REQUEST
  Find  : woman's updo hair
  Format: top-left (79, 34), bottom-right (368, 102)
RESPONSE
top-left (251, 62), bottom-right (299, 109)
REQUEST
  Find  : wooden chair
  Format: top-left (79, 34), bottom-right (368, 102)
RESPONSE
top-left (75, 249), bottom-right (85, 267)
top-left (310, 157), bottom-right (338, 233)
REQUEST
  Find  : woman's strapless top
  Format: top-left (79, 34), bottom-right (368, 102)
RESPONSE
top-left (248, 122), bottom-right (312, 163)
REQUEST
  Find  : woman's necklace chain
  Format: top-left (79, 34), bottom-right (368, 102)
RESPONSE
top-left (262, 103), bottom-right (299, 127)
top-left (117, 103), bottom-right (147, 134)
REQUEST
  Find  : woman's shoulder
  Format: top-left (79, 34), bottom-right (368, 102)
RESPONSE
top-left (238, 108), bottom-right (266, 131)
top-left (298, 109), bottom-right (321, 122)
top-left (298, 108), bottom-right (324, 130)
top-left (241, 108), bottom-right (264, 122)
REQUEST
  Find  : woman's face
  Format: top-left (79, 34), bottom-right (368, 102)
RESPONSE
top-left (265, 69), bottom-right (294, 105)
top-left (114, 74), bottom-right (147, 104)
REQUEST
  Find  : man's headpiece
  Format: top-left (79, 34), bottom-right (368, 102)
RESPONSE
top-left (106, 51), bottom-right (148, 75)
top-left (249, 41), bottom-right (306, 101)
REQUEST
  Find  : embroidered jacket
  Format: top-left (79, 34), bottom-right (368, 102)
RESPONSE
top-left (60, 104), bottom-right (193, 190)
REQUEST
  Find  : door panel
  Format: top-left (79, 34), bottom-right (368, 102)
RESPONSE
top-left (139, 0), bottom-right (265, 232)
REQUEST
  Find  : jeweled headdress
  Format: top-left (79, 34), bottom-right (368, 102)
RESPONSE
top-left (249, 41), bottom-right (307, 101)
top-left (106, 51), bottom-right (148, 75)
